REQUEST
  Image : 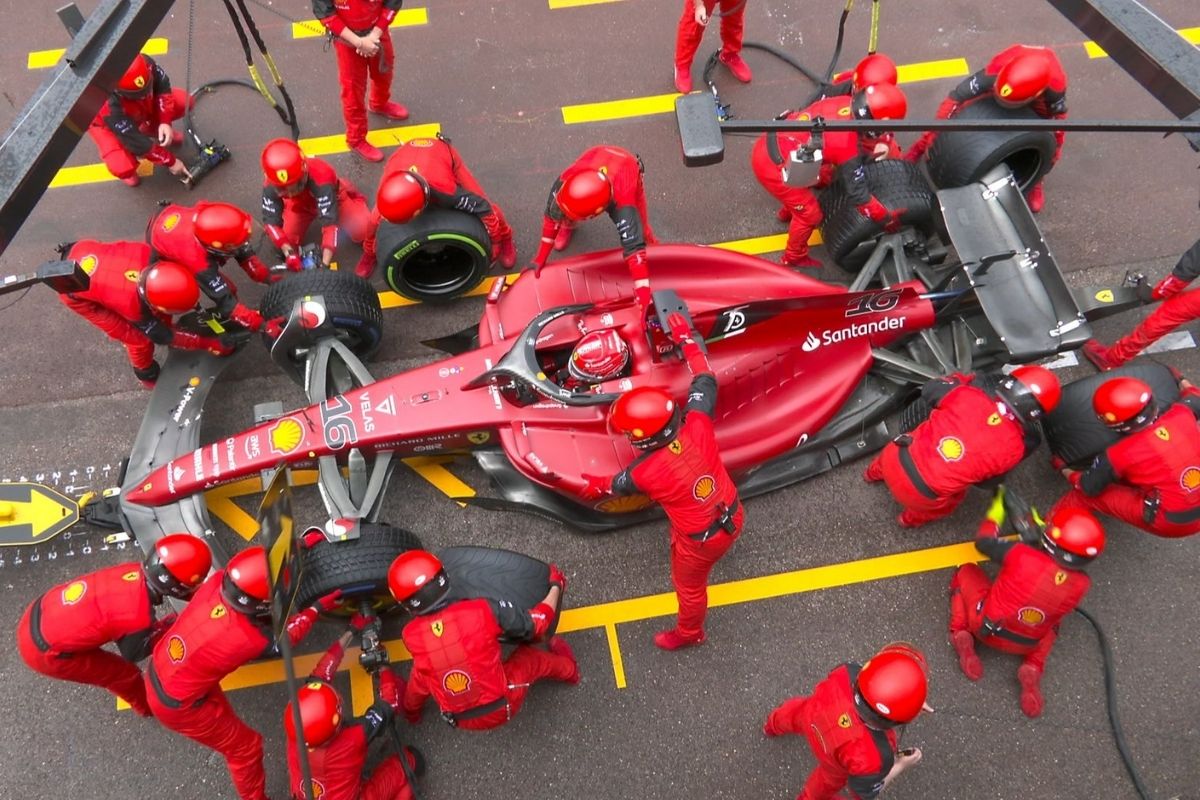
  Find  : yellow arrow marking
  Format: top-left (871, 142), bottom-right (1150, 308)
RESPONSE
top-left (1085, 26), bottom-right (1200, 58)
top-left (28, 37), bottom-right (168, 70)
top-left (291, 8), bottom-right (428, 39)
top-left (27, 490), bottom-right (74, 538)
top-left (0, 484), bottom-right (80, 545)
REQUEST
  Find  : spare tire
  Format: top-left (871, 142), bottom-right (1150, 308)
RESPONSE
top-left (818, 159), bottom-right (937, 272)
top-left (375, 206), bottom-right (492, 304)
top-left (259, 268), bottom-right (383, 360)
top-left (296, 524), bottom-right (424, 614)
top-left (926, 98), bottom-right (1057, 193)
top-left (438, 546), bottom-right (557, 641)
top-left (1042, 361), bottom-right (1180, 469)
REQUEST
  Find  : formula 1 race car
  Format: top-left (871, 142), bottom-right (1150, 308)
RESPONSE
top-left (119, 165), bottom-right (1143, 565)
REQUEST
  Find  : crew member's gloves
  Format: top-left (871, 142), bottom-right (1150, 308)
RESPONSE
top-left (934, 97), bottom-right (960, 120)
top-left (580, 473), bottom-right (611, 501)
top-left (667, 312), bottom-right (710, 374)
top-left (284, 252), bottom-right (303, 272)
top-left (984, 486), bottom-right (1007, 528)
top-left (1151, 274), bottom-right (1190, 301)
top-left (171, 329), bottom-right (235, 356)
top-left (547, 563), bottom-right (567, 592)
top-left (666, 311), bottom-right (693, 344)
top-left (240, 255), bottom-right (270, 284)
top-left (379, 668), bottom-right (405, 712)
top-left (857, 196), bottom-right (890, 224)
top-left (883, 207), bottom-right (907, 234)
top-left (315, 589), bottom-right (344, 613)
top-left (229, 303), bottom-right (264, 332)
top-left (350, 611), bottom-right (376, 633)
top-left (634, 284), bottom-right (653, 313)
top-left (133, 361), bottom-right (161, 389)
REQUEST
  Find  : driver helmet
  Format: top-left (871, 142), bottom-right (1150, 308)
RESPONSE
top-left (851, 53), bottom-right (899, 91)
top-left (221, 546), bottom-right (271, 617)
top-left (377, 171), bottom-right (430, 224)
top-left (144, 533), bottom-right (212, 600)
top-left (387, 550), bottom-right (449, 615)
top-left (556, 170), bottom-right (612, 222)
top-left (568, 329), bottom-right (631, 384)
top-left (1092, 376), bottom-right (1158, 433)
top-left (284, 680), bottom-right (343, 748)
top-left (1041, 507), bottom-right (1105, 569)
top-left (193, 202), bottom-right (254, 256)
top-left (139, 261), bottom-right (200, 315)
top-left (997, 365), bottom-right (1061, 422)
top-left (116, 55), bottom-right (153, 98)
top-left (994, 50), bottom-right (1053, 108)
top-left (261, 139), bottom-right (308, 193)
top-left (854, 642), bottom-right (929, 728)
top-left (609, 387), bottom-right (681, 450)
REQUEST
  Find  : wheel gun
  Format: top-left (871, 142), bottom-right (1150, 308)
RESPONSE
top-left (358, 613), bottom-right (389, 673)
top-left (183, 139), bottom-right (231, 189)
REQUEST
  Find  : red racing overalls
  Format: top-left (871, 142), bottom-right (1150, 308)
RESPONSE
top-left (764, 663), bottom-right (898, 800)
top-left (1055, 401), bottom-right (1200, 538)
top-left (400, 596), bottom-right (574, 731)
top-left (146, 571), bottom-right (318, 800)
top-left (360, 135), bottom-right (514, 268)
top-left (610, 373), bottom-right (743, 639)
top-left (57, 239), bottom-right (171, 377)
top-left (262, 156), bottom-right (371, 255)
top-left (674, 0), bottom-right (746, 75)
top-left (751, 95), bottom-right (896, 264)
top-left (86, 55), bottom-right (190, 180)
top-left (314, 0), bottom-right (405, 147)
top-left (865, 373), bottom-right (1037, 526)
top-left (1096, 238), bottom-right (1200, 365)
top-left (16, 562), bottom-right (163, 717)
top-left (950, 522), bottom-right (1090, 675)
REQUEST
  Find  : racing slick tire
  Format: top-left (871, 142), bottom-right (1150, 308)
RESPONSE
top-left (818, 159), bottom-right (937, 272)
top-left (260, 268), bottom-right (384, 359)
top-left (375, 207), bottom-right (493, 304)
top-left (1041, 361), bottom-right (1180, 469)
top-left (296, 523), bottom-right (425, 615)
top-left (925, 98), bottom-right (1058, 193)
top-left (439, 546), bottom-right (559, 641)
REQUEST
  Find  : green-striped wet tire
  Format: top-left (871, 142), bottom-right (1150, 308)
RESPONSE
top-left (375, 207), bottom-right (493, 303)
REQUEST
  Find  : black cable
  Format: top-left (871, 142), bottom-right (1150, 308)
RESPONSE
top-left (0, 285), bottom-right (32, 312)
top-left (1074, 606), bottom-right (1156, 800)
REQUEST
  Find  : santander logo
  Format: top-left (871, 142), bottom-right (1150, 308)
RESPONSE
top-left (802, 332), bottom-right (821, 352)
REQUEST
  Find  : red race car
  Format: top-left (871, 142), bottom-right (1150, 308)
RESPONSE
top-left (124, 166), bottom-right (1139, 543)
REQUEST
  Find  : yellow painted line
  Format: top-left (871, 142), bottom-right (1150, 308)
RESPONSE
top-left (1085, 26), bottom-right (1200, 58)
top-left (895, 57), bottom-right (970, 84)
top-left (401, 456), bottom-right (476, 506)
top-left (291, 8), bottom-right (428, 39)
top-left (378, 272), bottom-right (519, 309)
top-left (298, 122), bottom-right (441, 158)
top-left (562, 93), bottom-right (680, 125)
top-left (123, 537), bottom-right (988, 712)
top-left (348, 660), bottom-right (375, 714)
top-left (711, 229), bottom-right (823, 255)
top-left (604, 623), bottom-right (627, 689)
top-left (28, 37), bottom-right (168, 70)
top-left (550, 0), bottom-right (624, 7)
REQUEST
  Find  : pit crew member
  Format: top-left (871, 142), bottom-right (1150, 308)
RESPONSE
top-left (673, 0), bottom-right (753, 94)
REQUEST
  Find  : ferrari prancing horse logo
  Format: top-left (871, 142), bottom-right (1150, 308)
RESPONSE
top-left (1156, 427), bottom-right (1170, 441)
top-left (987, 413), bottom-right (1002, 426)
top-left (668, 440), bottom-right (683, 455)
top-left (837, 713), bottom-right (852, 729)
top-left (211, 604), bottom-right (227, 619)
top-left (431, 620), bottom-right (444, 637)
top-left (1054, 571), bottom-right (1068, 586)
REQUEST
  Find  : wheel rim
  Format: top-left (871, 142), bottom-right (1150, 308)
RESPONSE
top-left (388, 235), bottom-right (486, 299)
top-left (998, 147), bottom-right (1044, 192)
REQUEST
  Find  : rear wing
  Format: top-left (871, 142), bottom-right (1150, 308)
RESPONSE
top-left (937, 165), bottom-right (1090, 361)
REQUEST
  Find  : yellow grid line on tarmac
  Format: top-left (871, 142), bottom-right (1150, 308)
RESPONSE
top-left (1084, 26), bottom-right (1200, 58)
top-left (401, 457), bottom-right (476, 506)
top-left (48, 123), bottom-right (440, 190)
top-left (549, 0), bottom-right (625, 8)
top-left (28, 37), bottom-right (168, 70)
top-left (129, 538), bottom-right (988, 714)
top-left (291, 8), bottom-right (429, 39)
top-left (562, 56), bottom-right (971, 125)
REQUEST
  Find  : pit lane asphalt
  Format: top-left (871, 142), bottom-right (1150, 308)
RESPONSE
top-left (1, 1), bottom-right (1198, 798)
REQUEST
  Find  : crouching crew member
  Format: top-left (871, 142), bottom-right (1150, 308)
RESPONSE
top-left (864, 366), bottom-right (1060, 527)
top-left (389, 550), bottom-right (579, 731)
top-left (580, 313), bottom-right (743, 650)
top-left (17, 533), bottom-right (211, 716)
top-left (1056, 376), bottom-right (1200, 538)
top-left (949, 490), bottom-right (1104, 717)
top-left (764, 643), bottom-right (932, 800)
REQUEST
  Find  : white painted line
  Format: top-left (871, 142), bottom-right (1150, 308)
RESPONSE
top-left (1143, 330), bottom-right (1196, 354)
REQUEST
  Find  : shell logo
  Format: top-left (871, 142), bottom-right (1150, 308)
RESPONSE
top-left (668, 440), bottom-right (683, 455)
top-left (166, 635), bottom-right (187, 663)
top-left (79, 255), bottom-right (98, 275)
top-left (276, 169), bottom-right (290, 184)
top-left (270, 418), bottom-right (304, 455)
top-left (987, 413), bottom-right (1002, 427)
top-left (134, 75), bottom-right (146, 89)
top-left (309, 780), bottom-right (326, 800)
top-left (122, 571), bottom-right (139, 582)
top-left (442, 670), bottom-right (472, 695)
top-left (937, 436), bottom-right (965, 462)
top-left (1156, 427), bottom-right (1170, 442)
top-left (1016, 607), bottom-right (1046, 626)
top-left (1180, 467), bottom-right (1200, 492)
top-left (410, 138), bottom-right (435, 148)
top-left (1054, 571), bottom-right (1068, 586)
top-left (161, 212), bottom-right (181, 233)
top-left (999, 83), bottom-right (1014, 97)
top-left (692, 475), bottom-right (716, 501)
top-left (837, 713), bottom-right (852, 729)
top-left (798, 113), bottom-right (811, 121)
top-left (61, 580), bottom-right (87, 605)
top-left (596, 494), bottom-right (654, 513)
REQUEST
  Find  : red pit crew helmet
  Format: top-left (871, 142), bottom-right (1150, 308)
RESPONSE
top-left (139, 261), bottom-right (200, 315)
top-left (144, 533), bottom-right (212, 600)
top-left (284, 680), bottom-right (343, 748)
top-left (377, 172), bottom-right (430, 224)
top-left (388, 550), bottom-right (449, 615)
top-left (221, 546), bottom-right (271, 616)
top-left (998, 365), bottom-right (1061, 422)
top-left (609, 387), bottom-right (680, 450)
top-left (1092, 376), bottom-right (1157, 433)
top-left (116, 54), bottom-right (152, 98)
top-left (556, 170), bottom-right (612, 222)
top-left (854, 642), bottom-right (929, 727)
top-left (852, 54), bottom-right (899, 90)
top-left (851, 83), bottom-right (908, 122)
top-left (1042, 507), bottom-right (1105, 569)
top-left (193, 202), bottom-right (254, 256)
top-left (261, 138), bottom-right (308, 191)
top-left (994, 51), bottom-right (1052, 108)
